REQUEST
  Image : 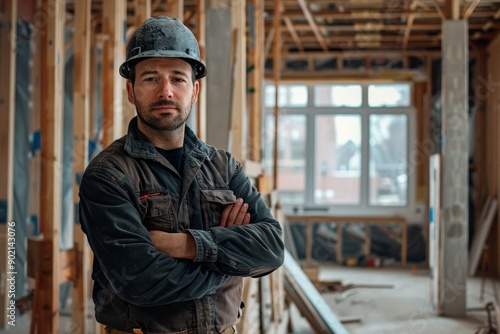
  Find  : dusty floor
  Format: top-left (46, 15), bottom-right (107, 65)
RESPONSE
top-left (290, 263), bottom-right (498, 334)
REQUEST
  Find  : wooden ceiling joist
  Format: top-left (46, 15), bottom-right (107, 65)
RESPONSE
top-left (296, 0), bottom-right (329, 52)
top-left (463, 0), bottom-right (481, 20)
top-left (283, 16), bottom-right (304, 52)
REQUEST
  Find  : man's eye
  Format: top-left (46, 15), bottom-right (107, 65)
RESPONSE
top-left (144, 77), bottom-right (158, 82)
top-left (173, 78), bottom-right (185, 82)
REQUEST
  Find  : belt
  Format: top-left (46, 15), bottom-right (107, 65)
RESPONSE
top-left (105, 328), bottom-right (143, 334)
top-left (105, 325), bottom-right (238, 334)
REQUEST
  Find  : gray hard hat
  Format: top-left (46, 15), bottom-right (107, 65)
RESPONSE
top-left (119, 16), bottom-right (207, 79)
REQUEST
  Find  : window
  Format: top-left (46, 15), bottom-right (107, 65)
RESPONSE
top-left (264, 85), bottom-right (308, 108)
top-left (368, 84), bottom-right (411, 107)
top-left (263, 83), bottom-right (414, 216)
top-left (263, 114), bottom-right (306, 205)
top-left (314, 84), bottom-right (362, 107)
top-left (369, 114), bottom-right (408, 206)
top-left (315, 115), bottom-right (361, 204)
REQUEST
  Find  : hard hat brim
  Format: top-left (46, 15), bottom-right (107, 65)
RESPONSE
top-left (119, 49), bottom-right (207, 80)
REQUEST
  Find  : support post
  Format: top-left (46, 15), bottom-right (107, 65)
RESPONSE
top-left (36, 0), bottom-right (66, 332)
top-left (102, 0), bottom-right (126, 147)
top-left (166, 0), bottom-right (184, 19)
top-left (196, 0), bottom-right (207, 141)
top-left (440, 19), bottom-right (468, 317)
top-left (229, 0), bottom-right (246, 161)
top-left (72, 0), bottom-right (92, 332)
top-left (248, 0), bottom-right (264, 162)
top-left (272, 0), bottom-right (282, 189)
top-left (0, 0), bottom-right (17, 327)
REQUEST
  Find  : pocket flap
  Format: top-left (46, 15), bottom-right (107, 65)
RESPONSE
top-left (201, 189), bottom-right (237, 205)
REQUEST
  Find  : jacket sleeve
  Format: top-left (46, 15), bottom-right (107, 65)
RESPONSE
top-left (187, 158), bottom-right (285, 277)
top-left (79, 165), bottom-right (229, 307)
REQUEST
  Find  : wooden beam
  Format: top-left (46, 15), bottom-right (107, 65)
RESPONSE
top-left (196, 0), bottom-right (207, 141)
top-left (283, 16), bottom-right (304, 52)
top-left (102, 0), bottom-right (126, 147)
top-left (35, 0), bottom-right (65, 332)
top-left (272, 0), bottom-right (282, 189)
top-left (166, 0), bottom-right (183, 19)
top-left (0, 0), bottom-right (17, 327)
top-left (463, 0), bottom-right (481, 20)
top-left (264, 26), bottom-right (274, 60)
top-left (296, 0), bottom-right (328, 52)
top-left (402, 14), bottom-right (415, 50)
top-left (229, 0), bottom-right (247, 161)
top-left (135, 0), bottom-right (151, 26)
top-left (72, 0), bottom-right (92, 332)
top-left (248, 0), bottom-right (264, 162)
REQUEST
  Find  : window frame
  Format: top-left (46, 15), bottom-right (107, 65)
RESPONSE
top-left (263, 82), bottom-right (418, 219)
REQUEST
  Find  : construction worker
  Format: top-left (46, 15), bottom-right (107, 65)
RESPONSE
top-left (79, 16), bottom-right (284, 334)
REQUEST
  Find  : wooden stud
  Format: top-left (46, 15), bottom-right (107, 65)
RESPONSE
top-left (166, 0), bottom-right (184, 19)
top-left (72, 0), bottom-right (92, 332)
top-left (196, 0), bottom-right (207, 141)
top-left (248, 0), bottom-right (264, 162)
top-left (272, 0), bottom-right (282, 189)
top-left (135, 0), bottom-right (151, 26)
top-left (0, 0), bottom-right (17, 327)
top-left (35, 0), bottom-right (66, 332)
top-left (102, 0), bottom-right (126, 147)
top-left (229, 0), bottom-right (247, 161)
top-left (286, 215), bottom-right (408, 265)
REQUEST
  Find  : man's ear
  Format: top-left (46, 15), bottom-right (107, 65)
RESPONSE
top-left (192, 80), bottom-right (200, 103)
top-left (126, 80), bottom-right (135, 104)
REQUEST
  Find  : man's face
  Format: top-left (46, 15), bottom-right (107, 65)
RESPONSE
top-left (126, 58), bottom-right (199, 132)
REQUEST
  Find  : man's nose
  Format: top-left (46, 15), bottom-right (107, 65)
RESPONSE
top-left (158, 80), bottom-right (173, 99)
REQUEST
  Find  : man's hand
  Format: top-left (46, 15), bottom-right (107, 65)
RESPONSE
top-left (219, 198), bottom-right (251, 227)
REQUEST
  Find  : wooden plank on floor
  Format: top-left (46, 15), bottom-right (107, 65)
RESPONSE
top-left (283, 250), bottom-right (349, 334)
top-left (0, 0), bottom-right (17, 326)
top-left (35, 0), bottom-right (66, 332)
top-left (469, 198), bottom-right (498, 276)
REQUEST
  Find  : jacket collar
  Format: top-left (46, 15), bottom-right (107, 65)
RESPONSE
top-left (124, 117), bottom-right (209, 160)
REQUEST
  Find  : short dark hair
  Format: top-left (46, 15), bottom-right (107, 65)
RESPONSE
top-left (129, 60), bottom-right (196, 86)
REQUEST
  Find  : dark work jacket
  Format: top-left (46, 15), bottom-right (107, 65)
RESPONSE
top-left (79, 118), bottom-right (284, 333)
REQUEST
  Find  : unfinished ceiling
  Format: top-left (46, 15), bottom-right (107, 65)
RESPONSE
top-left (74, 0), bottom-right (500, 75)
top-left (258, 0), bottom-right (500, 75)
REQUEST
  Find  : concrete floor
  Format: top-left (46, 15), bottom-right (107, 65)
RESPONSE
top-left (290, 263), bottom-right (499, 334)
top-left (3, 265), bottom-right (498, 333)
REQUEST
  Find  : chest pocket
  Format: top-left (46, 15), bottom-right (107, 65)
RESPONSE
top-left (139, 193), bottom-right (176, 232)
top-left (201, 189), bottom-right (236, 228)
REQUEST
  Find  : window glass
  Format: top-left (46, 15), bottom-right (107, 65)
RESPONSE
top-left (314, 84), bottom-right (362, 107)
top-left (315, 115), bottom-right (362, 204)
top-left (264, 85), bottom-right (308, 108)
top-left (262, 114), bottom-right (306, 205)
top-left (369, 114), bottom-right (408, 206)
top-left (368, 83), bottom-right (411, 107)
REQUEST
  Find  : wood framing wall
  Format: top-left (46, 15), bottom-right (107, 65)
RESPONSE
top-left (486, 34), bottom-right (500, 274)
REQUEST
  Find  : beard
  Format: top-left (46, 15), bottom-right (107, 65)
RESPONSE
top-left (135, 97), bottom-right (192, 132)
